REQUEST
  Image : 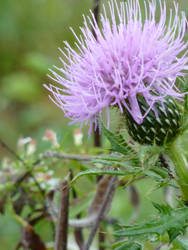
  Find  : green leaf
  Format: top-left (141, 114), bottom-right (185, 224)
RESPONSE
top-left (139, 145), bottom-right (162, 165)
top-left (174, 238), bottom-right (188, 250)
top-left (70, 169), bottom-right (125, 184)
top-left (113, 241), bottom-right (142, 250)
top-left (144, 167), bottom-right (168, 180)
top-left (92, 158), bottom-right (140, 174)
top-left (168, 228), bottom-right (181, 243)
top-left (101, 122), bottom-right (141, 169)
top-left (94, 155), bottom-right (123, 162)
top-left (115, 203), bottom-right (188, 242)
top-left (101, 122), bottom-right (136, 157)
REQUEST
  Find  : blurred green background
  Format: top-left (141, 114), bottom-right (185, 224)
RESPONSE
top-left (0, 0), bottom-right (188, 150)
top-left (0, 0), bottom-right (96, 151)
top-left (0, 0), bottom-right (188, 249)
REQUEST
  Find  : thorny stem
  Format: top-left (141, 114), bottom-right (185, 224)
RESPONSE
top-left (83, 176), bottom-right (117, 250)
top-left (55, 179), bottom-right (69, 250)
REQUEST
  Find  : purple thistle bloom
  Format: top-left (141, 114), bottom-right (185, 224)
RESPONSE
top-left (44, 0), bottom-right (188, 134)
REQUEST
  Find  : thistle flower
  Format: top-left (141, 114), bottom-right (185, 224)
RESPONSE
top-left (44, 0), bottom-right (188, 135)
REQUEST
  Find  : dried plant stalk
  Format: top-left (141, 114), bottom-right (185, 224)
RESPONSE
top-left (55, 179), bottom-right (69, 250)
top-left (83, 176), bottom-right (117, 250)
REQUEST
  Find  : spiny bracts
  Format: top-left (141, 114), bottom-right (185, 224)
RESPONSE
top-left (125, 96), bottom-right (182, 146)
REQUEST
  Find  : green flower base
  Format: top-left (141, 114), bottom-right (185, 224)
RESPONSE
top-left (125, 96), bottom-right (182, 146)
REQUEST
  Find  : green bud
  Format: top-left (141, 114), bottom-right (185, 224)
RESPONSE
top-left (125, 96), bottom-right (182, 146)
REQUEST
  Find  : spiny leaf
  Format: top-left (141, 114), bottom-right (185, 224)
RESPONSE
top-left (115, 203), bottom-right (188, 243)
top-left (152, 202), bottom-right (171, 214)
top-left (93, 158), bottom-right (140, 173)
top-left (144, 167), bottom-right (179, 190)
top-left (94, 154), bottom-right (140, 167)
top-left (101, 122), bottom-right (136, 157)
top-left (139, 145), bottom-right (162, 165)
top-left (94, 155), bottom-right (123, 162)
top-left (114, 241), bottom-right (142, 250)
top-left (70, 169), bottom-right (125, 183)
top-left (168, 228), bottom-right (181, 243)
top-left (144, 167), bottom-right (169, 180)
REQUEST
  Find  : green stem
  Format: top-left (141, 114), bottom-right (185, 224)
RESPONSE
top-left (167, 141), bottom-right (188, 201)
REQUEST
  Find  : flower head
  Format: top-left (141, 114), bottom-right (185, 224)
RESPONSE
top-left (44, 0), bottom-right (188, 134)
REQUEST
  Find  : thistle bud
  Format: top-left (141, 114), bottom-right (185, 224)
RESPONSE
top-left (125, 97), bottom-right (182, 146)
